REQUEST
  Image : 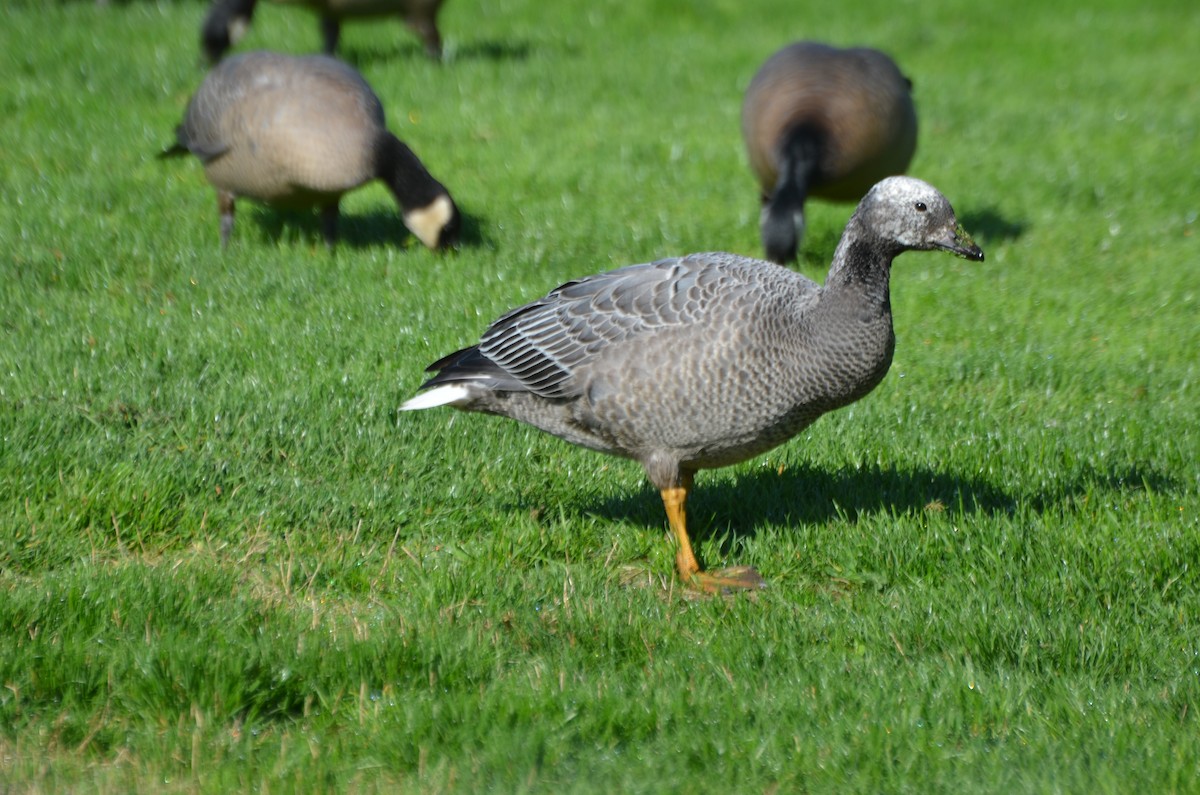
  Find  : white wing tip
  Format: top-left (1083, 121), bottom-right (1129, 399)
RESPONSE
top-left (399, 384), bottom-right (473, 411)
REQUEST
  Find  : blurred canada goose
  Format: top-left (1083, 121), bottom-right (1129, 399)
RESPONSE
top-left (742, 41), bottom-right (918, 263)
top-left (401, 177), bottom-right (983, 592)
top-left (161, 50), bottom-right (460, 251)
top-left (201, 0), bottom-right (446, 64)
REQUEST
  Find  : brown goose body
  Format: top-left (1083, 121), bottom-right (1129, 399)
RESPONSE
top-left (742, 41), bottom-right (917, 262)
top-left (164, 50), bottom-right (459, 249)
top-left (201, 0), bottom-right (445, 63)
top-left (402, 177), bottom-right (983, 591)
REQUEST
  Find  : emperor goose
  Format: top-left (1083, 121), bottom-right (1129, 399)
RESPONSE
top-left (402, 177), bottom-right (983, 593)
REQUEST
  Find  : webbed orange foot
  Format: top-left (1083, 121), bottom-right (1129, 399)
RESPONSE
top-left (689, 566), bottom-right (766, 594)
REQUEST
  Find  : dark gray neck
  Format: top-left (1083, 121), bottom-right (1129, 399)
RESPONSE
top-left (824, 216), bottom-right (902, 307)
top-left (801, 223), bottom-right (899, 410)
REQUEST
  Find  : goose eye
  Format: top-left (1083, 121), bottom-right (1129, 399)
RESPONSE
top-left (914, 201), bottom-right (927, 212)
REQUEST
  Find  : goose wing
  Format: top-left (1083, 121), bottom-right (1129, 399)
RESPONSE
top-left (466, 252), bottom-right (815, 399)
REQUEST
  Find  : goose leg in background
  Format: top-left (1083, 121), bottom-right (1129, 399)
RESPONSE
top-left (319, 16), bottom-right (341, 55)
top-left (319, 204), bottom-right (340, 249)
top-left (218, 190), bottom-right (236, 248)
top-left (407, 17), bottom-right (442, 59)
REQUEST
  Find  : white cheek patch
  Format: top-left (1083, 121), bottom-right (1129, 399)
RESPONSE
top-left (229, 18), bottom-right (249, 46)
top-left (403, 194), bottom-right (454, 249)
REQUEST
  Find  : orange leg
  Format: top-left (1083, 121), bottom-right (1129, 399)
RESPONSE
top-left (661, 482), bottom-right (701, 581)
top-left (659, 476), bottom-right (765, 594)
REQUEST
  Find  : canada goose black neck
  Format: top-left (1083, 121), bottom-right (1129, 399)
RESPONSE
top-left (762, 124), bottom-right (826, 263)
top-left (780, 122), bottom-right (828, 187)
top-left (202, 0), bottom-right (259, 63)
top-left (375, 133), bottom-right (461, 249)
top-left (375, 133), bottom-right (446, 211)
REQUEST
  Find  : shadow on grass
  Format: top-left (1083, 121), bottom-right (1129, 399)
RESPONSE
top-left (574, 458), bottom-right (1177, 548)
top-left (246, 205), bottom-right (488, 251)
top-left (449, 39), bottom-right (542, 62)
top-left (959, 206), bottom-right (1027, 245)
top-left (579, 463), bottom-right (1013, 541)
top-left (344, 38), bottom-right (552, 66)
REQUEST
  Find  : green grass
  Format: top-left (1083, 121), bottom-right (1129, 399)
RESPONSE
top-left (2, 0), bottom-right (1199, 791)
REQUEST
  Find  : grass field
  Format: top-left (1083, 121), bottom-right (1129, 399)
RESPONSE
top-left (2, 0), bottom-right (1199, 791)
